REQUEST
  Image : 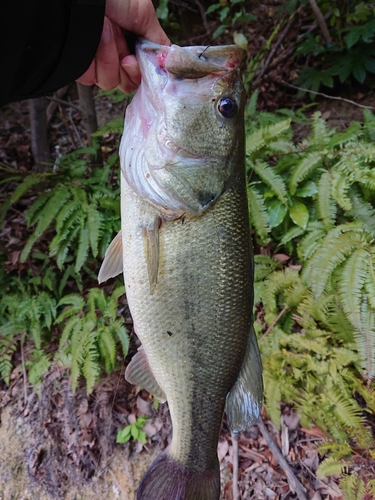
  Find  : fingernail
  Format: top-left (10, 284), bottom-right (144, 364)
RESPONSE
top-left (102, 18), bottom-right (111, 43)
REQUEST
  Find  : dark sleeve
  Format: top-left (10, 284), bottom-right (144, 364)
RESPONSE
top-left (0, 0), bottom-right (105, 107)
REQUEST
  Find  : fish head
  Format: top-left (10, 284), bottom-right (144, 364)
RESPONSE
top-left (121, 40), bottom-right (246, 218)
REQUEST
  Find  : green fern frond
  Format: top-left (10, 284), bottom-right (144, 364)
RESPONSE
top-left (331, 170), bottom-right (352, 211)
top-left (116, 324), bottom-right (129, 358)
top-left (82, 331), bottom-right (100, 394)
top-left (279, 225), bottom-right (305, 246)
top-left (87, 203), bottom-right (102, 257)
top-left (311, 112), bottom-right (330, 148)
top-left (340, 473), bottom-right (365, 500)
top-left (289, 151), bottom-right (323, 195)
top-left (246, 119), bottom-right (291, 155)
top-left (363, 109), bottom-right (375, 142)
top-left (75, 226), bottom-right (90, 273)
top-left (297, 222), bottom-right (326, 261)
top-left (339, 248), bottom-right (370, 331)
top-left (348, 189), bottom-right (375, 238)
top-left (317, 171), bottom-right (336, 229)
top-left (247, 185), bottom-right (270, 243)
top-left (251, 160), bottom-right (289, 204)
top-left (303, 230), bottom-right (369, 297)
top-left (27, 351), bottom-right (51, 388)
top-left (254, 255), bottom-right (279, 281)
top-left (98, 328), bottom-right (116, 374)
top-left (10, 173), bottom-right (46, 203)
top-left (354, 298), bottom-right (375, 379)
top-left (21, 189), bottom-right (71, 262)
top-left (317, 456), bottom-right (348, 478)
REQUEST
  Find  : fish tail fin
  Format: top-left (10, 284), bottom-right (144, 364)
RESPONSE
top-left (137, 451), bottom-right (220, 500)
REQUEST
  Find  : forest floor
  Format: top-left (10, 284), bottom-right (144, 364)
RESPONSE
top-left (1, 1), bottom-right (375, 499)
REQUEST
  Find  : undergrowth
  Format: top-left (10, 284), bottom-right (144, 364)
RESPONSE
top-left (246, 100), bottom-right (375, 494)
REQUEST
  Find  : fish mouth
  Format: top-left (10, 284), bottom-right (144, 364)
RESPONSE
top-left (137, 39), bottom-right (245, 80)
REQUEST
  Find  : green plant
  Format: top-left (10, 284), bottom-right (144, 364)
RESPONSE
top-left (10, 147), bottom-right (121, 273)
top-left (206, 0), bottom-right (256, 39)
top-left (245, 105), bottom-right (375, 475)
top-left (116, 416), bottom-right (149, 444)
top-left (293, 0), bottom-right (375, 92)
top-left (55, 286), bottom-right (129, 393)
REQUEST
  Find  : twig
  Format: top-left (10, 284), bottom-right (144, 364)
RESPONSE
top-left (259, 306), bottom-right (288, 343)
top-left (20, 334), bottom-right (28, 408)
top-left (278, 80), bottom-right (375, 110)
top-left (232, 431), bottom-right (240, 500)
top-left (308, 0), bottom-right (331, 43)
top-left (45, 95), bottom-right (82, 113)
top-left (253, 15), bottom-right (296, 87)
top-left (195, 0), bottom-right (210, 34)
top-left (257, 417), bottom-right (308, 500)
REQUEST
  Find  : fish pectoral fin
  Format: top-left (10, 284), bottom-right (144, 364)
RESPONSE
top-left (143, 217), bottom-right (160, 294)
top-left (226, 325), bottom-right (263, 432)
top-left (98, 231), bottom-right (123, 284)
top-left (125, 346), bottom-right (166, 403)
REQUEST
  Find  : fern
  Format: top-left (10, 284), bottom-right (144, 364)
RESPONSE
top-left (289, 151), bottom-right (323, 194)
top-left (246, 119), bottom-right (291, 154)
top-left (317, 456), bottom-right (348, 478)
top-left (247, 185), bottom-right (270, 243)
top-left (250, 160), bottom-right (289, 204)
top-left (55, 287), bottom-right (128, 393)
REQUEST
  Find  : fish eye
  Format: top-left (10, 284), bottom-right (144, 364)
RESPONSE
top-left (217, 97), bottom-right (238, 119)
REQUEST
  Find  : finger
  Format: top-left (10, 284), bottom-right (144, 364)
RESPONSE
top-left (76, 59), bottom-right (96, 86)
top-left (95, 17), bottom-right (120, 90)
top-left (118, 66), bottom-right (138, 93)
top-left (106, 0), bottom-right (171, 46)
top-left (121, 55), bottom-right (141, 87)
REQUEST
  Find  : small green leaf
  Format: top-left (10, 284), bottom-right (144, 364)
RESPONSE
top-left (289, 201), bottom-right (309, 229)
top-left (267, 199), bottom-right (288, 228)
top-left (296, 181), bottom-right (318, 198)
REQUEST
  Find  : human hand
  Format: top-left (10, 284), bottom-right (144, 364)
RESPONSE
top-left (77, 0), bottom-right (170, 92)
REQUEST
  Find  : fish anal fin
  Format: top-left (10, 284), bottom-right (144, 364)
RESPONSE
top-left (226, 325), bottom-right (263, 432)
top-left (125, 346), bottom-right (166, 403)
top-left (98, 231), bottom-right (123, 284)
top-left (142, 217), bottom-right (160, 294)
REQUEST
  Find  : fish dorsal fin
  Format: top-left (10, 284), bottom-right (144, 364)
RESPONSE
top-left (125, 346), bottom-right (166, 403)
top-left (98, 231), bottom-right (123, 284)
top-left (142, 217), bottom-right (160, 294)
top-left (226, 325), bottom-right (263, 432)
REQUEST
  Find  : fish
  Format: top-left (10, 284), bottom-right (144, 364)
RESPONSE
top-left (99, 39), bottom-right (263, 500)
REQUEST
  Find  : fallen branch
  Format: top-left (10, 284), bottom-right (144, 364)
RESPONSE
top-left (308, 0), bottom-right (331, 43)
top-left (257, 417), bottom-right (308, 500)
top-left (278, 80), bottom-right (375, 110)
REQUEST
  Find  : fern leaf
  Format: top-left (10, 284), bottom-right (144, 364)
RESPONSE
top-left (339, 248), bottom-right (369, 331)
top-left (246, 119), bottom-right (291, 155)
top-left (10, 173), bottom-right (45, 203)
top-left (279, 225), bottom-right (305, 246)
top-left (58, 316), bottom-right (81, 350)
top-left (21, 189), bottom-right (71, 262)
top-left (331, 170), bottom-right (352, 211)
top-left (317, 456), bottom-right (348, 478)
top-left (116, 324), bottom-right (129, 358)
top-left (311, 112), bottom-right (330, 148)
top-left (289, 151), bottom-right (323, 195)
top-left (75, 225), bottom-right (90, 272)
top-left (87, 203), bottom-right (102, 257)
top-left (82, 331), bottom-right (100, 394)
top-left (348, 189), bottom-right (375, 238)
top-left (251, 160), bottom-right (289, 204)
top-left (317, 171), bottom-right (336, 229)
top-left (98, 328), bottom-right (116, 373)
top-left (27, 352), bottom-right (51, 388)
top-left (247, 185), bottom-right (270, 243)
top-left (297, 223), bottom-right (326, 261)
top-left (303, 231), bottom-right (367, 297)
top-left (363, 109), bottom-right (375, 142)
top-left (354, 298), bottom-right (375, 379)
top-left (340, 473), bottom-right (365, 500)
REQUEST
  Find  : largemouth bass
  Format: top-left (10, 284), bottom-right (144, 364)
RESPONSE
top-left (99, 39), bottom-right (263, 500)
